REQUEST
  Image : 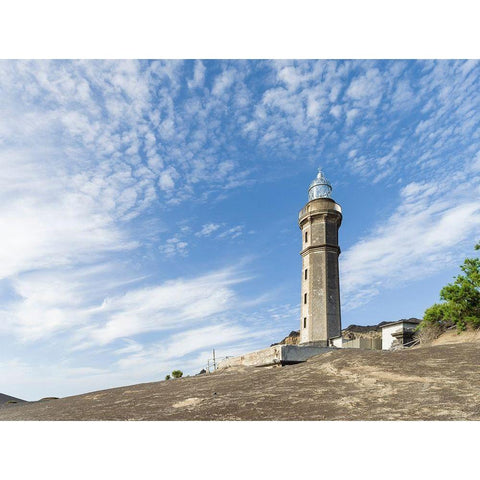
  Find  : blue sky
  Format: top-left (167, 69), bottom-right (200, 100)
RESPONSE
top-left (1, 60), bottom-right (480, 400)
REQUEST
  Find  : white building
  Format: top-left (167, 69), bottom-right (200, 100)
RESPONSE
top-left (380, 318), bottom-right (421, 350)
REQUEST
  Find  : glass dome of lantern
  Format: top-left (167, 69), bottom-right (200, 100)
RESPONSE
top-left (308, 168), bottom-right (332, 200)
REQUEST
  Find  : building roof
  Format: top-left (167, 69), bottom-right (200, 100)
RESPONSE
top-left (380, 318), bottom-right (422, 329)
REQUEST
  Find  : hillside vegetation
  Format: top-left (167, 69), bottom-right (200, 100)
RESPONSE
top-left (419, 242), bottom-right (480, 338)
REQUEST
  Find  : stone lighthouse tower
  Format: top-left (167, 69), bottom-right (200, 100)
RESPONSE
top-left (299, 169), bottom-right (342, 346)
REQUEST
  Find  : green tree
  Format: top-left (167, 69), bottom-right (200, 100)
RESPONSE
top-left (165, 374), bottom-right (171, 380)
top-left (171, 370), bottom-right (183, 379)
top-left (421, 243), bottom-right (480, 332)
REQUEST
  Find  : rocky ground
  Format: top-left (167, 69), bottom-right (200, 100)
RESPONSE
top-left (1, 332), bottom-right (479, 421)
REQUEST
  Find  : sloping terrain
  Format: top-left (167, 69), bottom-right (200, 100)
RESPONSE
top-left (1, 340), bottom-right (479, 420)
top-left (430, 328), bottom-right (480, 346)
top-left (0, 393), bottom-right (25, 408)
top-left (0, 393), bottom-right (26, 407)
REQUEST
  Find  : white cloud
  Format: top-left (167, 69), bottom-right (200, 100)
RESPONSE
top-left (192, 223), bottom-right (246, 241)
top-left (391, 79), bottom-right (415, 109)
top-left (346, 108), bottom-right (360, 125)
top-left (158, 169), bottom-right (176, 191)
top-left (217, 225), bottom-right (244, 239)
top-left (158, 236), bottom-right (189, 258)
top-left (212, 69), bottom-right (236, 96)
top-left (330, 104), bottom-right (342, 119)
top-left (346, 67), bottom-right (384, 108)
top-left (470, 151), bottom-right (480, 172)
top-left (195, 223), bottom-right (221, 237)
top-left (188, 60), bottom-right (206, 89)
top-left (341, 168), bottom-right (480, 310)
top-left (3, 262), bottom-right (252, 349)
top-left (80, 268), bottom-right (247, 346)
top-left (0, 264), bottom-right (144, 342)
top-left (0, 150), bottom-right (137, 281)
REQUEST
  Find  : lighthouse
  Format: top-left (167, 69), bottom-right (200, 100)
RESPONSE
top-left (217, 169), bottom-right (340, 370)
top-left (298, 169), bottom-right (342, 346)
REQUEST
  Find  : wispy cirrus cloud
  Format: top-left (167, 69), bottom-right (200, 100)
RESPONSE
top-left (217, 225), bottom-right (245, 239)
top-left (195, 223), bottom-right (221, 237)
top-left (4, 264), bottom-right (250, 346)
top-left (341, 158), bottom-right (480, 310)
top-left (84, 268), bottom-right (247, 346)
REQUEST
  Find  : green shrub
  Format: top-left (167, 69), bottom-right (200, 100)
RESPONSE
top-left (419, 242), bottom-right (480, 333)
top-left (165, 374), bottom-right (171, 380)
top-left (171, 370), bottom-right (183, 379)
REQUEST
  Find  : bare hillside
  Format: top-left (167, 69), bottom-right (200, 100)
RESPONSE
top-left (428, 328), bottom-right (480, 346)
top-left (0, 393), bottom-right (26, 407)
top-left (1, 340), bottom-right (479, 420)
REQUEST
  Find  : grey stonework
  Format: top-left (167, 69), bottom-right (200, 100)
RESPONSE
top-left (299, 197), bottom-right (342, 346)
top-left (217, 344), bottom-right (332, 369)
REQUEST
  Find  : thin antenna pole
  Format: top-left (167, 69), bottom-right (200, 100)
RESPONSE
top-left (213, 348), bottom-right (216, 371)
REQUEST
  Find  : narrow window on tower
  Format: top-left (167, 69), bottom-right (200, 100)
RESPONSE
top-left (305, 268), bottom-right (308, 280)
top-left (304, 292), bottom-right (307, 304)
top-left (305, 231), bottom-right (308, 243)
top-left (303, 317), bottom-right (307, 328)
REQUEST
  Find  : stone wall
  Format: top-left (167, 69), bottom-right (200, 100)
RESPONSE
top-left (217, 344), bottom-right (332, 369)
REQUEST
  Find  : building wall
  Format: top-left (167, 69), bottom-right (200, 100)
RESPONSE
top-left (342, 337), bottom-right (382, 350)
top-left (331, 337), bottom-right (343, 348)
top-left (382, 322), bottom-right (420, 350)
top-left (299, 198), bottom-right (342, 346)
top-left (217, 345), bottom-right (331, 369)
top-left (382, 324), bottom-right (403, 350)
top-left (217, 345), bottom-right (283, 368)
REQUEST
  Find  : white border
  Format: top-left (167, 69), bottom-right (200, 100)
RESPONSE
top-left (1, 0), bottom-right (479, 58)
